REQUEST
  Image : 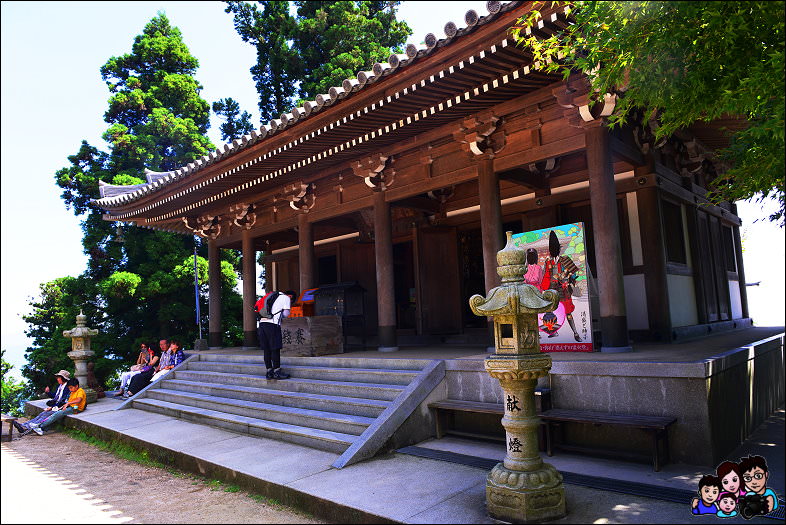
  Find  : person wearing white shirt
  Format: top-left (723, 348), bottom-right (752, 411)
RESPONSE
top-left (255, 290), bottom-right (296, 380)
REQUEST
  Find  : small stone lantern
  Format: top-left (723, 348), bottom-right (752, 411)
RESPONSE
top-left (469, 232), bottom-right (566, 523)
top-left (63, 311), bottom-right (99, 403)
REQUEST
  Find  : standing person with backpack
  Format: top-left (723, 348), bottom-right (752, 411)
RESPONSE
top-left (255, 290), bottom-right (297, 380)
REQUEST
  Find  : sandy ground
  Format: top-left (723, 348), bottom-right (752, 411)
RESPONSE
top-left (1, 420), bottom-right (324, 524)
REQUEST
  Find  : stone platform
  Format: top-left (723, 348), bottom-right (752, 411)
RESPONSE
top-left (194, 326), bottom-right (784, 466)
top-left (20, 395), bottom-right (783, 524)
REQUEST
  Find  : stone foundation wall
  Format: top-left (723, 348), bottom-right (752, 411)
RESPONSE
top-left (443, 333), bottom-right (785, 467)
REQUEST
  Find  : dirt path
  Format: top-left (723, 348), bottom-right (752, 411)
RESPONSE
top-left (1, 421), bottom-right (324, 524)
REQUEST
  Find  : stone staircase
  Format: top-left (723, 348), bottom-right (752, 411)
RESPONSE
top-left (125, 353), bottom-right (444, 467)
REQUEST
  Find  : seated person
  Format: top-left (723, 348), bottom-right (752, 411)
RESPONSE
top-left (27, 378), bottom-right (86, 436)
top-left (116, 343), bottom-right (155, 397)
top-left (12, 370), bottom-right (71, 434)
top-left (125, 339), bottom-right (167, 397)
top-left (150, 340), bottom-right (184, 382)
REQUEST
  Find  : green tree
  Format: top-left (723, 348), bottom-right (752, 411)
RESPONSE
top-left (225, 1), bottom-right (300, 120)
top-left (212, 97), bottom-right (255, 141)
top-left (225, 1), bottom-right (411, 120)
top-left (292, 1), bottom-right (411, 99)
top-left (1, 350), bottom-right (26, 416)
top-left (513, 1), bottom-right (785, 224)
top-left (31, 13), bottom-right (245, 394)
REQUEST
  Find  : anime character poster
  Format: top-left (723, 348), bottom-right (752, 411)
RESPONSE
top-left (512, 222), bottom-right (594, 352)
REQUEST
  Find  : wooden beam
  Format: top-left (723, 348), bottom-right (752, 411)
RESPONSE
top-left (497, 168), bottom-right (546, 190)
top-left (390, 196), bottom-right (441, 214)
top-left (610, 136), bottom-right (644, 166)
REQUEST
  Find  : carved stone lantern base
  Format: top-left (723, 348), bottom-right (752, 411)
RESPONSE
top-left (81, 388), bottom-right (99, 404)
top-left (487, 462), bottom-right (566, 523)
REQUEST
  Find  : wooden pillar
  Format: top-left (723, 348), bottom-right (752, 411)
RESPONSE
top-left (586, 123), bottom-right (631, 351)
top-left (263, 251), bottom-right (274, 294)
top-left (373, 190), bottom-right (398, 351)
top-left (636, 185), bottom-right (672, 341)
top-left (298, 212), bottom-right (315, 292)
top-left (208, 239), bottom-right (222, 348)
top-left (731, 210), bottom-right (749, 319)
top-left (241, 229), bottom-right (257, 348)
top-left (478, 157), bottom-right (504, 292)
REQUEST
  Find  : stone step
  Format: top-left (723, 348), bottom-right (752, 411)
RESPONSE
top-left (199, 353), bottom-right (432, 371)
top-left (159, 378), bottom-right (389, 418)
top-left (146, 388), bottom-right (374, 436)
top-left (187, 361), bottom-right (419, 385)
top-left (173, 370), bottom-right (406, 401)
top-left (131, 398), bottom-right (356, 453)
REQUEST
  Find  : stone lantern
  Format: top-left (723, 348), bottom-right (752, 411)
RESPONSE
top-left (63, 311), bottom-right (99, 403)
top-left (469, 231), bottom-right (566, 523)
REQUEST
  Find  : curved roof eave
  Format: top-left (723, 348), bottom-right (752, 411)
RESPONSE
top-left (91, 1), bottom-right (522, 211)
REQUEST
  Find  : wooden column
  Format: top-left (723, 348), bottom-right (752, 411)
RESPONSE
top-left (374, 190), bottom-right (398, 351)
top-left (241, 229), bottom-right (257, 348)
top-left (636, 184), bottom-right (672, 341)
top-left (731, 211), bottom-right (749, 319)
top-left (298, 211), bottom-right (315, 292)
top-left (586, 123), bottom-right (631, 351)
top-left (478, 157), bottom-right (504, 292)
top-left (263, 251), bottom-right (274, 294)
top-left (208, 239), bottom-right (222, 348)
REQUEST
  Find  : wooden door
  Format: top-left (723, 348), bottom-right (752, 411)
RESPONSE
top-left (708, 215), bottom-right (731, 321)
top-left (417, 227), bottom-right (462, 334)
top-left (695, 211), bottom-right (730, 322)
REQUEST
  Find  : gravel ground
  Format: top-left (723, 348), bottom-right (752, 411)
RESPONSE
top-left (1, 420), bottom-right (324, 524)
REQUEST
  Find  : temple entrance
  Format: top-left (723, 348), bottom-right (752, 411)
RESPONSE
top-left (393, 241), bottom-right (416, 330)
top-left (459, 228), bottom-right (487, 329)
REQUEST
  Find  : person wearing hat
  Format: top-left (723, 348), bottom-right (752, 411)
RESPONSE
top-left (27, 378), bottom-right (86, 436)
top-left (12, 370), bottom-right (71, 435)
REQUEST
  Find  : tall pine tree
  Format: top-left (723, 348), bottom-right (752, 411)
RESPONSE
top-left (213, 97), bottom-right (255, 141)
top-left (24, 14), bottom-right (244, 394)
top-left (224, 1), bottom-right (411, 121)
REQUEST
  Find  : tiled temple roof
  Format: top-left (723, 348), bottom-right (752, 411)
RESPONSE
top-left (92, 1), bottom-right (523, 209)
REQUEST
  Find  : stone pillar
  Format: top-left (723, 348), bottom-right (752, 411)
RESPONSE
top-left (374, 190), bottom-right (398, 351)
top-left (208, 238), bottom-right (222, 348)
top-left (242, 229), bottom-right (257, 348)
top-left (63, 311), bottom-right (99, 403)
top-left (298, 211), bottom-right (315, 292)
top-left (470, 232), bottom-right (565, 523)
top-left (586, 123), bottom-right (631, 351)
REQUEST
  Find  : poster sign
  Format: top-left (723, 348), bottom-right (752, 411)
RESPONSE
top-left (512, 222), bottom-right (594, 352)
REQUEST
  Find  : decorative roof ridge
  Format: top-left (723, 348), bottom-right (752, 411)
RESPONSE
top-left (92, 1), bottom-right (523, 210)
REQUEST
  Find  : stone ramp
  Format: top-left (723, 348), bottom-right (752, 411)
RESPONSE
top-left (24, 398), bottom-right (495, 523)
top-left (119, 353), bottom-right (445, 467)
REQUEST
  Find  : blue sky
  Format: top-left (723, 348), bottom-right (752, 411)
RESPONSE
top-left (1, 1), bottom-right (783, 378)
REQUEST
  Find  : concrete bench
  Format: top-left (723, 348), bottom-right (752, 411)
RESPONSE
top-left (429, 388), bottom-right (551, 445)
top-left (1, 414), bottom-right (19, 441)
top-left (539, 408), bottom-right (677, 471)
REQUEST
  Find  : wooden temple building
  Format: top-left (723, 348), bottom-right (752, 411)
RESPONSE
top-left (93, 0), bottom-right (751, 354)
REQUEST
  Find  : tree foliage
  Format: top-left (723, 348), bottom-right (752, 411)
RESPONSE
top-left (1, 350), bottom-right (25, 416)
top-left (224, 1), bottom-right (300, 120)
top-left (24, 13), bottom-right (245, 396)
top-left (213, 97), bottom-right (255, 141)
top-left (224, 1), bottom-right (411, 121)
top-left (513, 1), bottom-right (785, 224)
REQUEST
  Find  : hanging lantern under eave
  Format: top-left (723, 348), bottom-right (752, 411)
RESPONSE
top-left (115, 223), bottom-right (125, 244)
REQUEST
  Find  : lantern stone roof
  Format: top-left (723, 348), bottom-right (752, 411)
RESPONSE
top-left (91, 1), bottom-right (543, 210)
